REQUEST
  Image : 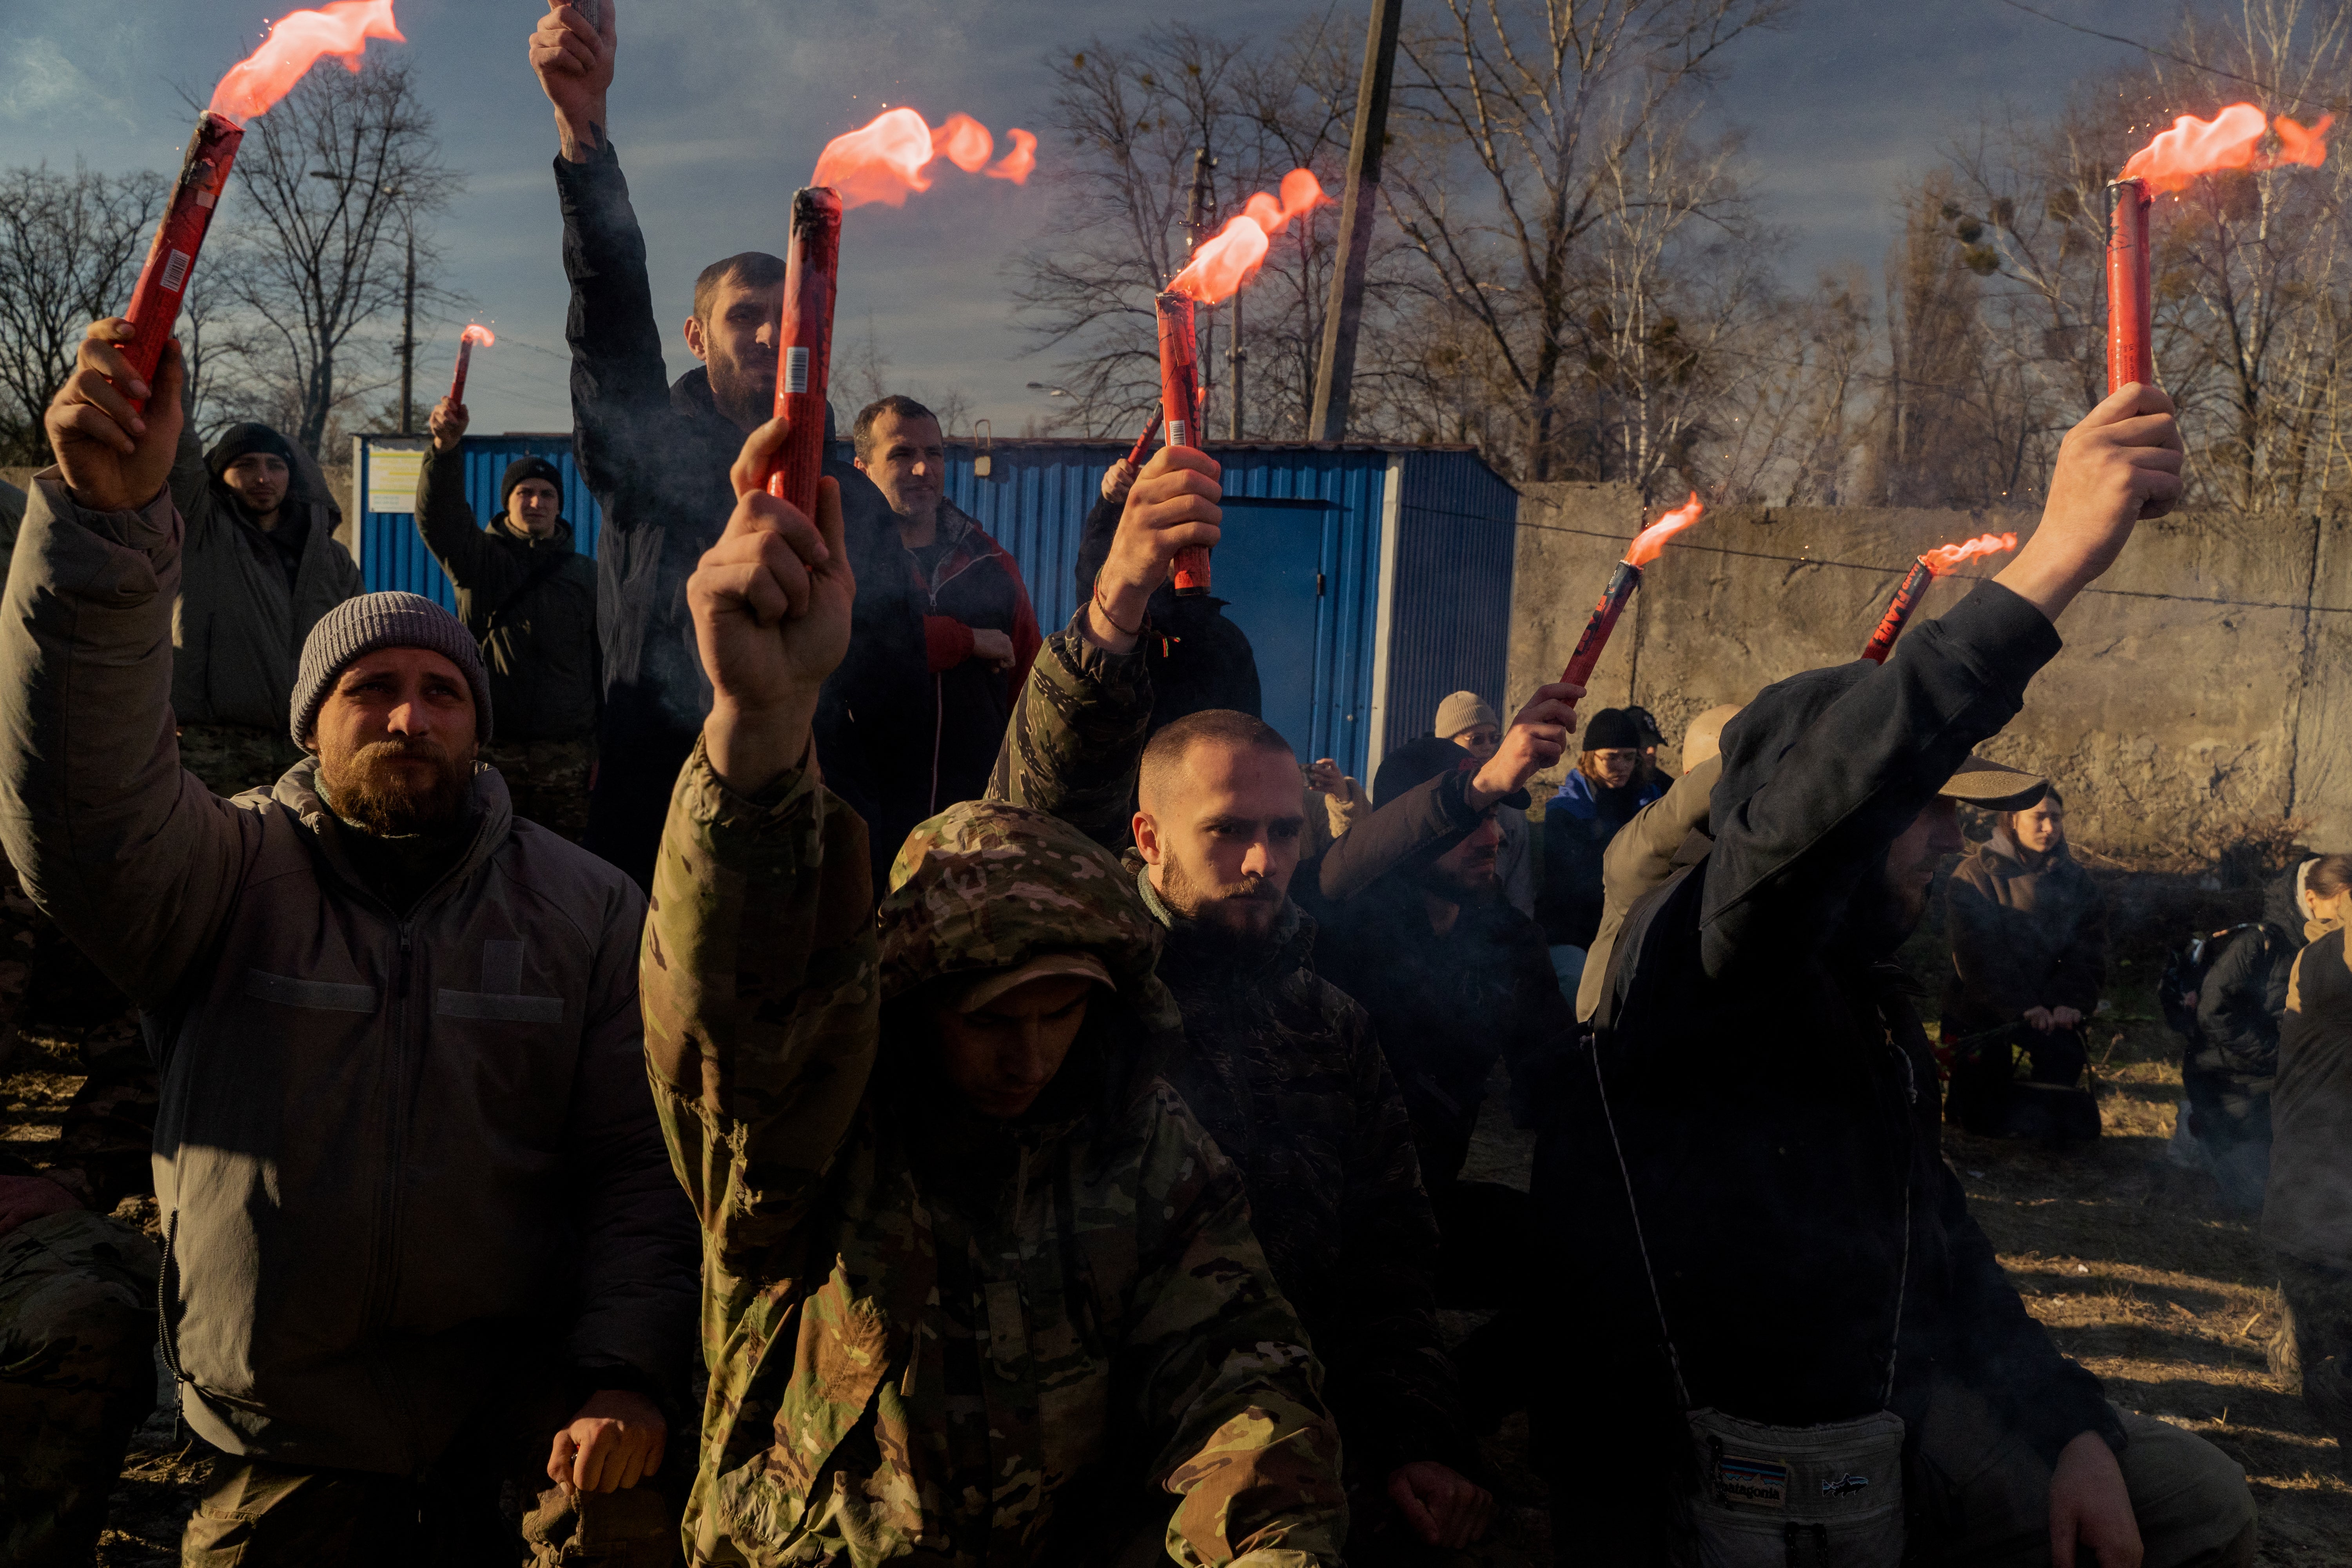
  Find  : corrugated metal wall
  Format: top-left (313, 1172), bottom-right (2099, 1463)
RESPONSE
top-left (1379, 450), bottom-right (1524, 765)
top-left (353, 435), bottom-right (604, 612)
top-left (353, 432), bottom-right (1514, 785)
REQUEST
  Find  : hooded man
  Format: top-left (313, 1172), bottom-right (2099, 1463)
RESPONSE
top-left (4, 322), bottom-right (699, 1567)
top-left (988, 471), bottom-right (1582, 1557)
top-left (1544, 384), bottom-right (2257, 1564)
top-left (529, 0), bottom-right (911, 890)
top-left (640, 415), bottom-right (1347, 1566)
top-left (165, 418), bottom-right (365, 797)
top-left (417, 395), bottom-right (602, 840)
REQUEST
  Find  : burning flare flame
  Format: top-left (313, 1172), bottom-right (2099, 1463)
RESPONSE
top-left (1921, 531), bottom-right (2017, 574)
top-left (1626, 492), bottom-right (1704, 568)
top-left (811, 108), bottom-right (1037, 211)
top-left (209, 0), bottom-right (405, 125)
top-left (1169, 171), bottom-right (1331, 303)
top-left (460, 323), bottom-right (495, 347)
top-left (2121, 103), bottom-right (2333, 194)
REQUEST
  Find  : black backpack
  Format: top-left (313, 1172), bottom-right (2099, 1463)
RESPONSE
top-left (2158, 923), bottom-right (2271, 1045)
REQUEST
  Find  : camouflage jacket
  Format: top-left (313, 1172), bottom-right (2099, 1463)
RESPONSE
top-left (641, 743), bottom-right (1346, 1567)
top-left (991, 617), bottom-right (1468, 1478)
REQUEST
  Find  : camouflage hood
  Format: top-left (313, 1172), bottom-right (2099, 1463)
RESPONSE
top-left (880, 801), bottom-right (1184, 1125)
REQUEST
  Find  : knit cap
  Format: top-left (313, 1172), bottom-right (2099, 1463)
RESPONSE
top-left (499, 456), bottom-right (564, 513)
top-left (290, 592), bottom-right (493, 748)
top-left (1434, 690), bottom-right (1497, 740)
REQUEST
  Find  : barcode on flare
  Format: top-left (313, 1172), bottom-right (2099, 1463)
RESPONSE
top-left (162, 250), bottom-right (192, 294)
top-left (1167, 421), bottom-right (1187, 447)
top-left (785, 347), bottom-right (810, 395)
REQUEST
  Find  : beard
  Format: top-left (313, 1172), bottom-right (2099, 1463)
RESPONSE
top-left (1422, 857), bottom-right (1500, 904)
top-left (706, 347), bottom-right (776, 432)
top-left (1157, 851), bottom-right (1285, 943)
top-left (319, 735), bottom-right (474, 836)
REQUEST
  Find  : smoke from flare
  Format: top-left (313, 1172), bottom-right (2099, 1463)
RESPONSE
top-left (209, 0), bottom-right (405, 125)
top-left (460, 323), bottom-right (494, 347)
top-left (2121, 103), bottom-right (2333, 193)
top-left (1169, 170), bottom-right (1330, 303)
top-left (1626, 493), bottom-right (1704, 568)
top-left (1922, 532), bottom-right (2017, 573)
top-left (811, 107), bottom-right (1037, 211)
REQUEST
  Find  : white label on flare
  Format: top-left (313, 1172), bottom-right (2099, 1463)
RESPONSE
top-left (196, 189), bottom-right (217, 210)
top-left (162, 250), bottom-right (192, 294)
top-left (1167, 420), bottom-right (1187, 447)
top-left (785, 347), bottom-right (809, 395)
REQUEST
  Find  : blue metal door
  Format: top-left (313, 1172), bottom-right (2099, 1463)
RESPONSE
top-left (1212, 498), bottom-right (1333, 762)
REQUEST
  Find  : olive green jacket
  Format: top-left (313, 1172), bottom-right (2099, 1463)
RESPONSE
top-left (167, 428), bottom-right (363, 733)
top-left (641, 746), bottom-right (1346, 1566)
top-left (415, 445), bottom-right (600, 743)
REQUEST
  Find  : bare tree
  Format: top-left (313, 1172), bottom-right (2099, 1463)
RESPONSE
top-left (1705, 267), bottom-right (1872, 505)
top-left (1380, 0), bottom-right (1788, 479)
top-left (1011, 23), bottom-right (1362, 439)
top-left (0, 165), bottom-right (165, 462)
top-left (208, 60), bottom-right (457, 456)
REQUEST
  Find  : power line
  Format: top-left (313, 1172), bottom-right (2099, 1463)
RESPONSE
top-left (1517, 515), bottom-right (2352, 614)
top-left (1989, 0), bottom-right (2335, 113)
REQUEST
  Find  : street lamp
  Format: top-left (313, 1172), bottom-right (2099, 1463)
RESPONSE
top-left (310, 170), bottom-right (414, 434)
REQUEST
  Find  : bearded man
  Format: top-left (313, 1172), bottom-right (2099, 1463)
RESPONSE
top-left (0, 321), bottom-right (698, 1566)
top-left (987, 448), bottom-right (1583, 1561)
top-left (530, 0), bottom-right (906, 889)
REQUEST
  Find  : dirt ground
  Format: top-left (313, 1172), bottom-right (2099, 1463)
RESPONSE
top-left (6, 954), bottom-right (2352, 1563)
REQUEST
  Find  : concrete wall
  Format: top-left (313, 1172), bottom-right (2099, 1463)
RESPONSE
top-left (1507, 483), bottom-right (2352, 866)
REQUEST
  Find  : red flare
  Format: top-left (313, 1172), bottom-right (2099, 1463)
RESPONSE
top-left (1921, 531), bottom-right (2017, 574)
top-left (209, 0), bottom-right (405, 125)
top-left (811, 107), bottom-right (1037, 211)
top-left (449, 324), bottom-right (494, 404)
top-left (2120, 103), bottom-right (2332, 194)
top-left (1169, 170), bottom-right (1330, 304)
top-left (1625, 492), bottom-right (1704, 568)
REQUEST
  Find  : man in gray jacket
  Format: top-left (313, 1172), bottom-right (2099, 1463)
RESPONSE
top-left (168, 420), bottom-right (365, 797)
top-left (4, 321), bottom-right (696, 1566)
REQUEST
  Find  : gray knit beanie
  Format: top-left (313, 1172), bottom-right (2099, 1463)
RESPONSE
top-left (290, 592), bottom-right (493, 748)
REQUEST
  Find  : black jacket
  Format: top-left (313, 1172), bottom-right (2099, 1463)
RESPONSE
top-left (1551, 584), bottom-right (2119, 1546)
top-left (414, 445), bottom-right (600, 743)
top-left (2194, 866), bottom-right (2307, 1096)
top-left (1074, 495), bottom-right (1262, 732)
top-left (2268, 926), bottom-right (2352, 1265)
top-left (1304, 764), bottom-right (1570, 1183)
top-left (554, 140), bottom-right (913, 887)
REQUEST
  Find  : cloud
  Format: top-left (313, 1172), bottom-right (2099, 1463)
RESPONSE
top-left (2, 37), bottom-right (100, 123)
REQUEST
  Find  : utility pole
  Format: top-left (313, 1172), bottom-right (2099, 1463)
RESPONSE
top-left (1229, 286), bottom-right (1246, 441)
top-left (399, 226), bottom-right (416, 434)
top-left (1185, 145), bottom-right (1216, 430)
top-left (1308, 0), bottom-right (1405, 442)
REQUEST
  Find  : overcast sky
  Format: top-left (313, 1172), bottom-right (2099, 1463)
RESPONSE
top-left (2, 0), bottom-right (2156, 438)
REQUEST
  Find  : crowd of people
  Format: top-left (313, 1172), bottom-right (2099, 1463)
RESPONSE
top-left (0, 4), bottom-right (2323, 1565)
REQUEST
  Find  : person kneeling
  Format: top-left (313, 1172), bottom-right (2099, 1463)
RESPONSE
top-left (640, 419), bottom-right (1347, 1565)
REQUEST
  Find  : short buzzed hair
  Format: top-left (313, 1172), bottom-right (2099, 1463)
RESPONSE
top-left (1138, 710), bottom-right (1297, 813)
top-left (693, 251), bottom-right (788, 325)
top-left (853, 394), bottom-right (940, 461)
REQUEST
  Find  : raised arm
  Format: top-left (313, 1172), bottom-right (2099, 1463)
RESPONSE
top-left (640, 416), bottom-right (864, 1271)
top-left (532, 0), bottom-right (677, 501)
top-left (985, 447), bottom-right (1221, 849)
top-left (1312, 683), bottom-right (1579, 904)
top-left (0, 324), bottom-right (247, 1006)
top-left (414, 400), bottom-right (521, 599)
top-left (1702, 384), bottom-right (2181, 981)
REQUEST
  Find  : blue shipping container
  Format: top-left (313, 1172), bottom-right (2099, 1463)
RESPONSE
top-left (352, 434), bottom-right (1515, 782)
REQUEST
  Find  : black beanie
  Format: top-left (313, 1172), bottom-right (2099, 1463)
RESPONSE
top-left (499, 456), bottom-right (564, 514)
top-left (1582, 707), bottom-right (1642, 751)
top-left (1374, 735), bottom-right (1474, 809)
top-left (205, 422), bottom-right (299, 484)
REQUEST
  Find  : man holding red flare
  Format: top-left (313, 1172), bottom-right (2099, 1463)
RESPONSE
top-left (529, 0), bottom-right (909, 890)
top-left (1539, 384), bottom-right (2257, 1564)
